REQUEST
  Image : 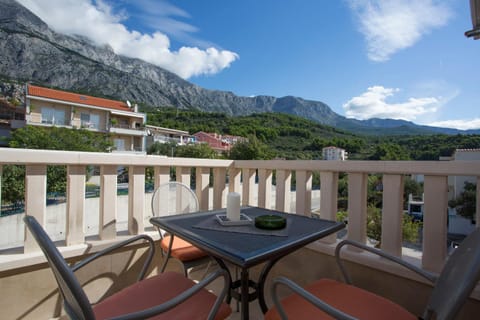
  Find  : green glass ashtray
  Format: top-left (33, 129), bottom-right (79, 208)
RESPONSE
top-left (254, 215), bottom-right (287, 230)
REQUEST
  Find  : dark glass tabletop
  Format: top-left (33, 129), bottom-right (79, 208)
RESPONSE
top-left (150, 206), bottom-right (345, 269)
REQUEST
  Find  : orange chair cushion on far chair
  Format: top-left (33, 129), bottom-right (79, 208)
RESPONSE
top-left (160, 235), bottom-right (208, 262)
top-left (93, 271), bottom-right (231, 320)
top-left (264, 278), bottom-right (417, 320)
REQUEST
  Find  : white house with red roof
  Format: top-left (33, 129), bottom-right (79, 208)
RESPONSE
top-left (25, 84), bottom-right (146, 153)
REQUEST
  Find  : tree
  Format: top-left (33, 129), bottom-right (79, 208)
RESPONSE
top-left (366, 205), bottom-right (419, 247)
top-left (9, 126), bottom-right (112, 151)
top-left (175, 143), bottom-right (218, 159)
top-left (228, 135), bottom-right (274, 160)
top-left (2, 126), bottom-right (112, 204)
top-left (369, 143), bottom-right (409, 160)
top-left (147, 141), bottom-right (177, 156)
top-left (367, 205), bottom-right (382, 243)
top-left (367, 174), bottom-right (383, 207)
top-left (337, 206), bottom-right (420, 248)
top-left (1, 164), bottom-right (25, 204)
top-left (449, 182), bottom-right (476, 220)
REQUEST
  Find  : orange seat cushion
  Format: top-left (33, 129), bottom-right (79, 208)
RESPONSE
top-left (265, 278), bottom-right (417, 320)
top-left (161, 235), bottom-right (208, 261)
top-left (93, 271), bottom-right (231, 320)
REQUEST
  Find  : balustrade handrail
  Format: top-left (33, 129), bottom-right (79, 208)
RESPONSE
top-left (0, 148), bottom-right (233, 167)
top-left (234, 159), bottom-right (480, 176)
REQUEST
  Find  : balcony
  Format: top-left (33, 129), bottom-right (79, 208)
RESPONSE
top-left (0, 148), bottom-right (479, 319)
top-left (109, 123), bottom-right (146, 136)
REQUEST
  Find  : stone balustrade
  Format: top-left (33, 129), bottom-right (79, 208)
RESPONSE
top-left (1, 147), bottom-right (480, 276)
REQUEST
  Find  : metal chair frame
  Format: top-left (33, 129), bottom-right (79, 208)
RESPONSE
top-left (24, 215), bottom-right (229, 320)
top-left (271, 227), bottom-right (480, 320)
top-left (151, 181), bottom-right (212, 276)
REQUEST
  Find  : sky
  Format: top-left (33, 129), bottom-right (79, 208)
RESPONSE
top-left (17, 0), bottom-right (480, 130)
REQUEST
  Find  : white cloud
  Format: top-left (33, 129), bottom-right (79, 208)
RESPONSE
top-left (17, 0), bottom-right (238, 79)
top-left (427, 119), bottom-right (480, 130)
top-left (343, 86), bottom-right (439, 120)
top-left (347, 0), bottom-right (452, 61)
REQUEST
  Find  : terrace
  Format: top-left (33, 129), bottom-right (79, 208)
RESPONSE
top-left (0, 147), bottom-right (479, 319)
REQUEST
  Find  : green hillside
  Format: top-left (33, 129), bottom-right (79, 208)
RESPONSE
top-left (146, 108), bottom-right (480, 160)
top-left (147, 108), bottom-right (363, 160)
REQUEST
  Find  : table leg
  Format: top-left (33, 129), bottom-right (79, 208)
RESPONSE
top-left (258, 257), bottom-right (281, 313)
top-left (240, 268), bottom-right (249, 320)
top-left (212, 257), bottom-right (261, 319)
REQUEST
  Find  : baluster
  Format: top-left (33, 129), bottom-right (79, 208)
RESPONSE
top-left (128, 166), bottom-right (145, 234)
top-left (320, 171), bottom-right (339, 244)
top-left (422, 175), bottom-right (448, 273)
top-left (99, 165), bottom-right (117, 240)
top-left (381, 174), bottom-right (404, 256)
top-left (347, 172), bottom-right (367, 244)
top-left (66, 165), bottom-right (86, 245)
top-left (24, 165), bottom-right (47, 253)
top-left (295, 170), bottom-right (312, 216)
top-left (275, 170), bottom-right (292, 213)
top-left (258, 169), bottom-right (272, 209)
top-left (242, 168), bottom-right (256, 206)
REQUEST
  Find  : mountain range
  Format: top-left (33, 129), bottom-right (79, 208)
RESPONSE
top-left (0, 0), bottom-right (477, 135)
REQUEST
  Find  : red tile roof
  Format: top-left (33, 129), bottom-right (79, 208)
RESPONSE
top-left (27, 85), bottom-right (131, 112)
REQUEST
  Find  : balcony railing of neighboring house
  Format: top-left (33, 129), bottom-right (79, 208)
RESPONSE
top-left (80, 121), bottom-right (100, 130)
top-left (0, 148), bottom-right (480, 318)
top-left (40, 119), bottom-right (72, 127)
top-left (109, 124), bottom-right (146, 137)
top-left (110, 123), bottom-right (145, 131)
top-left (110, 124), bottom-right (132, 129)
top-left (153, 135), bottom-right (182, 144)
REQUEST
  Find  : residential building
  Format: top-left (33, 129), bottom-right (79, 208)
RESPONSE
top-left (322, 146), bottom-right (347, 160)
top-left (0, 98), bottom-right (25, 146)
top-left (449, 149), bottom-right (480, 199)
top-left (193, 131), bottom-right (244, 153)
top-left (25, 84), bottom-right (146, 152)
top-left (145, 125), bottom-right (193, 149)
top-left (414, 149), bottom-right (480, 201)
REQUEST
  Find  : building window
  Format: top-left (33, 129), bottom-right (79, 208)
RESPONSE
top-left (80, 113), bottom-right (100, 129)
top-left (41, 107), bottom-right (66, 125)
top-left (114, 138), bottom-right (125, 151)
top-left (120, 118), bottom-right (129, 128)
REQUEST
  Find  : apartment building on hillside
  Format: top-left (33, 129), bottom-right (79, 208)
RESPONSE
top-left (25, 84), bottom-right (146, 153)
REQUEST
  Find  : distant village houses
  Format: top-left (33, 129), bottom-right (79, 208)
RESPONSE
top-left (193, 131), bottom-right (246, 153)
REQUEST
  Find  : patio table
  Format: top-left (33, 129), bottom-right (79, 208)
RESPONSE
top-left (150, 206), bottom-right (345, 320)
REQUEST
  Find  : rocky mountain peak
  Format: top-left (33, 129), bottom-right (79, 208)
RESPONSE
top-left (0, 0), bottom-right (474, 135)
